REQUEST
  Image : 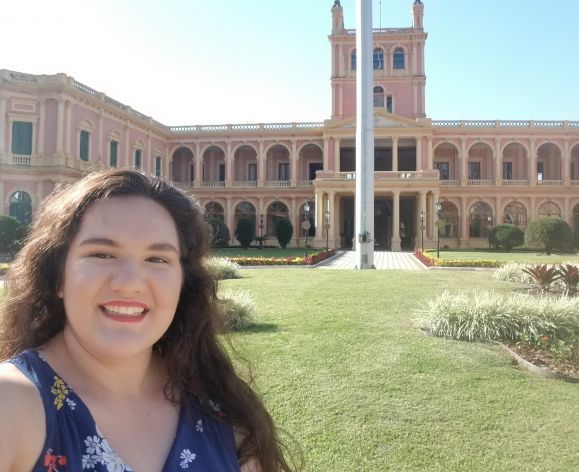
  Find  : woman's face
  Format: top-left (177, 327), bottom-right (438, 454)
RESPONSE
top-left (58, 196), bottom-right (183, 360)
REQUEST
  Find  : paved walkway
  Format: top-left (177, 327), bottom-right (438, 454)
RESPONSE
top-left (316, 251), bottom-right (426, 270)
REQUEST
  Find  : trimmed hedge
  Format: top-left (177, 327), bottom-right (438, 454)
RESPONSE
top-left (229, 249), bottom-right (337, 266)
top-left (416, 250), bottom-right (503, 268)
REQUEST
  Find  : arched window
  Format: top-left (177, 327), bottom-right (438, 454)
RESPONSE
top-left (393, 47), bottom-right (405, 70)
top-left (351, 49), bottom-right (357, 70)
top-left (503, 201), bottom-right (527, 228)
top-left (9, 191), bottom-right (32, 225)
top-left (234, 201), bottom-right (256, 231)
top-left (266, 201), bottom-right (289, 236)
top-left (538, 201), bottom-right (561, 218)
top-left (373, 48), bottom-right (384, 70)
top-left (205, 201), bottom-right (225, 222)
top-left (373, 86), bottom-right (385, 108)
top-left (469, 201), bottom-right (492, 238)
top-left (440, 202), bottom-right (459, 238)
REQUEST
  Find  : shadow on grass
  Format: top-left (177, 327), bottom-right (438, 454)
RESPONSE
top-left (243, 323), bottom-right (281, 333)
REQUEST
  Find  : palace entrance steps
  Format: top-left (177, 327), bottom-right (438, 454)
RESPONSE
top-left (316, 251), bottom-right (425, 270)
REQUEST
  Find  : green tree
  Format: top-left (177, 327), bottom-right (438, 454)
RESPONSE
top-left (208, 218), bottom-right (230, 248)
top-left (0, 215), bottom-right (23, 254)
top-left (525, 217), bottom-right (573, 255)
top-left (488, 224), bottom-right (524, 251)
top-left (235, 218), bottom-right (255, 250)
top-left (275, 218), bottom-right (293, 249)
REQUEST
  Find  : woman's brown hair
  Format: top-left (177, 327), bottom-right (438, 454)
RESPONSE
top-left (0, 169), bottom-right (297, 471)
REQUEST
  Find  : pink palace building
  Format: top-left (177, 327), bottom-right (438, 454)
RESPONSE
top-left (1, 0), bottom-right (579, 251)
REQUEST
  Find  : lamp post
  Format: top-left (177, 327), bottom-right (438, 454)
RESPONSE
top-left (487, 215), bottom-right (493, 249)
top-left (303, 203), bottom-right (311, 258)
top-left (419, 209), bottom-right (425, 252)
top-left (435, 200), bottom-right (442, 259)
top-left (324, 210), bottom-right (330, 250)
top-left (258, 214), bottom-right (264, 249)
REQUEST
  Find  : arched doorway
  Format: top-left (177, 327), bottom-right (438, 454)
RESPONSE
top-left (9, 191), bottom-right (32, 225)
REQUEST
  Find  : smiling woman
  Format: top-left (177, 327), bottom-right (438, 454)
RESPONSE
top-left (0, 169), bottom-right (298, 472)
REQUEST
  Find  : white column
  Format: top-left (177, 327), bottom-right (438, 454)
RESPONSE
top-left (0, 96), bottom-right (6, 154)
top-left (460, 197), bottom-right (468, 246)
top-left (290, 139), bottom-right (298, 186)
top-left (194, 142), bottom-right (202, 186)
top-left (460, 137), bottom-right (467, 184)
top-left (226, 197), bottom-right (234, 243)
top-left (427, 136), bottom-right (433, 171)
top-left (225, 140), bottom-right (233, 186)
top-left (64, 100), bottom-right (72, 156)
top-left (354, 0), bottom-right (375, 268)
top-left (323, 137), bottom-right (329, 171)
top-left (124, 123), bottom-right (130, 168)
top-left (419, 191), bottom-right (427, 246)
top-left (258, 140), bottom-right (265, 187)
top-left (563, 139), bottom-right (570, 185)
top-left (495, 197), bottom-right (501, 226)
top-left (529, 138), bottom-right (537, 186)
top-left (334, 138), bottom-right (341, 172)
top-left (416, 136), bottom-right (423, 171)
top-left (146, 133), bottom-right (152, 173)
top-left (432, 190), bottom-right (440, 243)
top-left (98, 110), bottom-right (104, 164)
top-left (56, 98), bottom-right (65, 154)
top-left (328, 191), bottom-right (336, 248)
top-left (494, 138), bottom-right (501, 185)
top-left (392, 191), bottom-right (401, 251)
top-left (392, 136), bottom-right (399, 172)
top-left (291, 198), bottom-right (298, 247)
top-left (38, 100), bottom-right (45, 155)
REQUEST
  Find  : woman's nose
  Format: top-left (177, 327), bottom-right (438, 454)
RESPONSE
top-left (110, 260), bottom-right (146, 293)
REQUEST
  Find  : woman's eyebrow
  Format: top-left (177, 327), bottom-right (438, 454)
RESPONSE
top-left (79, 238), bottom-right (179, 254)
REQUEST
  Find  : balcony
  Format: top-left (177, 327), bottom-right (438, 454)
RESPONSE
top-left (316, 170), bottom-right (440, 181)
top-left (265, 180), bottom-right (291, 187)
top-left (232, 181), bottom-right (258, 187)
top-left (467, 179), bottom-right (494, 186)
top-left (502, 179), bottom-right (528, 186)
top-left (439, 179), bottom-right (459, 186)
top-left (537, 180), bottom-right (562, 187)
top-left (201, 181), bottom-right (225, 188)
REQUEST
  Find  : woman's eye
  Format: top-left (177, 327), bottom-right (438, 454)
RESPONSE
top-left (91, 253), bottom-right (114, 259)
top-left (147, 257), bottom-right (168, 263)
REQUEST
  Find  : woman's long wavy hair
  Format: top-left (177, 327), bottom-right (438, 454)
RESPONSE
top-left (0, 169), bottom-right (296, 471)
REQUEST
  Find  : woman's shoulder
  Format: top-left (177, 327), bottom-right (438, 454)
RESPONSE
top-left (0, 361), bottom-right (46, 471)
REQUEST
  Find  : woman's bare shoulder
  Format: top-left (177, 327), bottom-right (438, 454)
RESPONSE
top-left (0, 362), bottom-right (45, 471)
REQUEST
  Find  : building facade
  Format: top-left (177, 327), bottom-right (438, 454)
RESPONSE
top-left (1, 0), bottom-right (578, 250)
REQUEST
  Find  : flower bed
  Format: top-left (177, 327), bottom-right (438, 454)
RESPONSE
top-left (230, 249), bottom-right (336, 266)
top-left (415, 250), bottom-right (503, 268)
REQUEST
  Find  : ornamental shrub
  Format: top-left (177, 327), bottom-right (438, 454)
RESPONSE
top-left (275, 218), bottom-right (293, 249)
top-left (204, 257), bottom-right (241, 280)
top-left (0, 215), bottom-right (22, 253)
top-left (218, 289), bottom-right (256, 331)
top-left (488, 224), bottom-right (524, 251)
top-left (525, 217), bottom-right (573, 255)
top-left (208, 218), bottom-right (230, 248)
top-left (235, 218), bottom-right (255, 249)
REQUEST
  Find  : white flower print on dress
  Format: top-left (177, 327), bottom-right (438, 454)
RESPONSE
top-left (66, 397), bottom-right (76, 410)
top-left (179, 449), bottom-right (196, 468)
top-left (82, 434), bottom-right (133, 471)
top-left (82, 453), bottom-right (98, 469)
top-left (196, 419), bottom-right (204, 432)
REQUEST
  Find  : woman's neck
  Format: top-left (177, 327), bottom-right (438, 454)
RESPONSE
top-left (43, 331), bottom-right (167, 400)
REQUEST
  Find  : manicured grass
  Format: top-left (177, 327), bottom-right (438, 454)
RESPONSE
top-left (212, 247), bottom-right (318, 258)
top-left (223, 269), bottom-right (579, 471)
top-left (435, 249), bottom-right (579, 264)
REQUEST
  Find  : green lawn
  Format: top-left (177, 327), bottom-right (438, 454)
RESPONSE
top-left (223, 269), bottom-right (579, 471)
top-left (211, 247), bottom-right (318, 258)
top-left (435, 249), bottom-right (579, 264)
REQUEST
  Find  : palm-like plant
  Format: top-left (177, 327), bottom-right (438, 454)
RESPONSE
top-left (557, 264), bottom-right (579, 295)
top-left (521, 264), bottom-right (561, 292)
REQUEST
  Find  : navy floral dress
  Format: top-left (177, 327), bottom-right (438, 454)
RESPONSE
top-left (9, 350), bottom-right (240, 472)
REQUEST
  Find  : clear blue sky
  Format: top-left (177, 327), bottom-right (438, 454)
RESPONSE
top-left (5, 0), bottom-right (578, 125)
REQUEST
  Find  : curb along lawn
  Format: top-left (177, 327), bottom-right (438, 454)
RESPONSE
top-left (223, 269), bottom-right (579, 471)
